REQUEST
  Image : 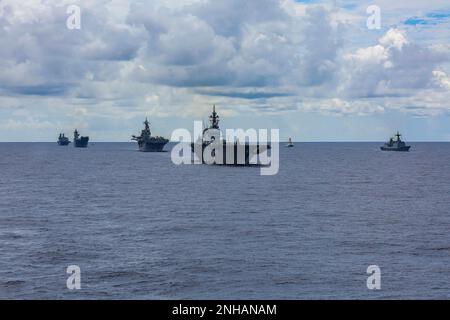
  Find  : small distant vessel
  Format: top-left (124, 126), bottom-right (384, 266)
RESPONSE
top-left (57, 133), bottom-right (70, 146)
top-left (191, 105), bottom-right (270, 165)
top-left (132, 118), bottom-right (169, 152)
top-left (286, 138), bottom-right (294, 148)
top-left (73, 129), bottom-right (89, 148)
top-left (380, 132), bottom-right (410, 152)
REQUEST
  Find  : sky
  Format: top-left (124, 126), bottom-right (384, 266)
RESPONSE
top-left (0, 0), bottom-right (450, 141)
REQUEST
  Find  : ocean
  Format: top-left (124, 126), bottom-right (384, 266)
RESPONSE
top-left (0, 142), bottom-right (449, 299)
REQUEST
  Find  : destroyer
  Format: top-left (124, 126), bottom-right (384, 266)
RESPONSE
top-left (381, 132), bottom-right (410, 152)
top-left (132, 118), bottom-right (169, 152)
top-left (73, 129), bottom-right (89, 148)
top-left (57, 133), bottom-right (70, 146)
top-left (190, 105), bottom-right (271, 165)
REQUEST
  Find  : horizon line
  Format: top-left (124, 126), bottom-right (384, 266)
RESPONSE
top-left (1, 141), bottom-right (450, 143)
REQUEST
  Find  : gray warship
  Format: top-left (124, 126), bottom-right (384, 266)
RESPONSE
top-left (191, 105), bottom-right (271, 165)
top-left (132, 118), bottom-right (169, 152)
top-left (57, 133), bottom-right (70, 146)
top-left (381, 132), bottom-right (410, 152)
top-left (73, 129), bottom-right (89, 148)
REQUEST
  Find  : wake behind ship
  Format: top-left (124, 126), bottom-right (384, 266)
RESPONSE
top-left (132, 118), bottom-right (169, 152)
top-left (191, 105), bottom-right (270, 165)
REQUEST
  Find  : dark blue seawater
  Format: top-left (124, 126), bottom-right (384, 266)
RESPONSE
top-left (1, 142), bottom-right (449, 299)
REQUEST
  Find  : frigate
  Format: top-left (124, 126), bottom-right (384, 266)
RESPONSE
top-left (191, 105), bottom-right (271, 165)
top-left (57, 133), bottom-right (70, 146)
top-left (381, 132), bottom-right (410, 152)
top-left (132, 118), bottom-right (169, 152)
top-left (73, 129), bottom-right (89, 148)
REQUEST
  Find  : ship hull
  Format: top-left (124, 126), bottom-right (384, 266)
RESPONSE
top-left (57, 141), bottom-right (70, 146)
top-left (138, 141), bottom-right (168, 152)
top-left (191, 142), bottom-right (270, 165)
top-left (380, 146), bottom-right (410, 152)
top-left (74, 137), bottom-right (89, 148)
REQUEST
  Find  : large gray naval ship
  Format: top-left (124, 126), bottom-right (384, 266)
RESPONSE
top-left (381, 132), bottom-right (411, 152)
top-left (191, 105), bottom-right (271, 165)
top-left (132, 118), bottom-right (169, 152)
top-left (57, 133), bottom-right (70, 146)
top-left (73, 129), bottom-right (89, 148)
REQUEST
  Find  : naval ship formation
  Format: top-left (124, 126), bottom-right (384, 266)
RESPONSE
top-left (56, 105), bottom-right (412, 154)
top-left (57, 130), bottom-right (89, 147)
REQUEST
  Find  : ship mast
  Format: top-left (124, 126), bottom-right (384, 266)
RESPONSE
top-left (395, 131), bottom-right (402, 141)
top-left (209, 105), bottom-right (220, 129)
top-left (143, 117), bottom-right (151, 135)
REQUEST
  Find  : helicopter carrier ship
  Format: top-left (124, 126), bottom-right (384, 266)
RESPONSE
top-left (132, 118), bottom-right (169, 152)
top-left (73, 129), bottom-right (89, 148)
top-left (191, 105), bottom-right (271, 165)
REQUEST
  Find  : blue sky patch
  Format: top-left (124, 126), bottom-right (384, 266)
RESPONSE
top-left (405, 11), bottom-right (450, 26)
